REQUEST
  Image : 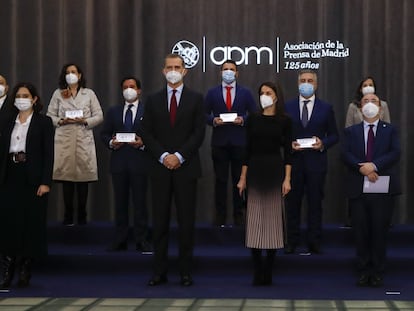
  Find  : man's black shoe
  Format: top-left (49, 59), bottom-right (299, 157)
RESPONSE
top-left (369, 275), bottom-right (384, 287)
top-left (308, 244), bottom-right (322, 254)
top-left (148, 275), bottom-right (168, 286)
top-left (136, 240), bottom-right (153, 254)
top-left (107, 241), bottom-right (127, 252)
top-left (180, 275), bottom-right (193, 286)
top-left (356, 274), bottom-right (370, 287)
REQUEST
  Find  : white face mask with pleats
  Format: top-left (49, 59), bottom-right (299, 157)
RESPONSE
top-left (362, 102), bottom-right (379, 118)
top-left (123, 88), bottom-right (138, 102)
top-left (362, 86), bottom-right (375, 95)
top-left (14, 98), bottom-right (33, 111)
top-left (165, 71), bottom-right (183, 84)
top-left (260, 95), bottom-right (273, 109)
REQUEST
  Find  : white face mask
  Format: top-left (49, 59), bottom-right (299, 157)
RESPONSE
top-left (0, 85), bottom-right (5, 97)
top-left (14, 98), bottom-right (33, 111)
top-left (123, 88), bottom-right (138, 102)
top-left (165, 71), bottom-right (183, 84)
top-left (222, 70), bottom-right (236, 84)
top-left (362, 86), bottom-right (375, 96)
top-left (260, 95), bottom-right (274, 109)
top-left (66, 73), bottom-right (79, 85)
top-left (362, 102), bottom-right (379, 119)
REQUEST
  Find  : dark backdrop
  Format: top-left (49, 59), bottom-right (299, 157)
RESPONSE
top-left (1, 0), bottom-right (413, 224)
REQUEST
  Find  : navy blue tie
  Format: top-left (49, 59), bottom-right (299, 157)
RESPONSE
top-left (302, 100), bottom-right (310, 128)
top-left (124, 104), bottom-right (133, 131)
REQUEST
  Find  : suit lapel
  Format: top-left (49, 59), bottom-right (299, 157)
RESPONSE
top-left (175, 86), bottom-right (187, 125)
top-left (307, 98), bottom-right (319, 126)
top-left (357, 123), bottom-right (366, 160)
top-left (373, 121), bottom-right (386, 157)
top-left (133, 101), bottom-right (144, 130)
top-left (26, 113), bottom-right (38, 151)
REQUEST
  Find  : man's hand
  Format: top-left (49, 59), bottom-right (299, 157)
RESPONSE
top-left (163, 154), bottom-right (181, 170)
top-left (359, 162), bottom-right (376, 176)
top-left (312, 136), bottom-right (324, 150)
top-left (111, 136), bottom-right (124, 150)
top-left (128, 135), bottom-right (144, 149)
top-left (233, 116), bottom-right (244, 126)
top-left (213, 117), bottom-right (224, 126)
top-left (366, 171), bottom-right (379, 182)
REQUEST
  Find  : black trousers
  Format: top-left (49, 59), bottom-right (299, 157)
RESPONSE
top-left (286, 168), bottom-right (326, 247)
top-left (212, 145), bottom-right (244, 219)
top-left (111, 172), bottom-right (148, 244)
top-left (350, 194), bottom-right (394, 276)
top-left (150, 170), bottom-right (197, 277)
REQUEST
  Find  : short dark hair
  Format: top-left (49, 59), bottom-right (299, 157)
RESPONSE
top-left (298, 69), bottom-right (318, 81)
top-left (220, 59), bottom-right (237, 71)
top-left (11, 82), bottom-right (43, 112)
top-left (58, 63), bottom-right (86, 90)
top-left (120, 76), bottom-right (141, 89)
top-left (164, 53), bottom-right (185, 67)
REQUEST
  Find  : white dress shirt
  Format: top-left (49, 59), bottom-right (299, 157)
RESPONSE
top-left (299, 95), bottom-right (315, 121)
top-left (9, 113), bottom-right (34, 153)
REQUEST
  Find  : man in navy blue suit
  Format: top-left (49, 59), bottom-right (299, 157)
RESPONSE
top-left (204, 60), bottom-right (257, 227)
top-left (101, 77), bottom-right (151, 254)
top-left (342, 93), bottom-right (400, 287)
top-left (285, 70), bottom-right (338, 254)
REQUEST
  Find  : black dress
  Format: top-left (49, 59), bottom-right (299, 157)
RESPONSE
top-left (244, 113), bottom-right (292, 249)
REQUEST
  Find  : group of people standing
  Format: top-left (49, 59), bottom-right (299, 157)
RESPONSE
top-left (0, 54), bottom-right (400, 289)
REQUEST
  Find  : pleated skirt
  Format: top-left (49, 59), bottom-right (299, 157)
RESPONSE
top-left (245, 154), bottom-right (285, 249)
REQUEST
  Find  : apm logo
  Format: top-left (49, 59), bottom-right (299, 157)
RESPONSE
top-left (171, 36), bottom-right (275, 72)
top-left (171, 40), bottom-right (200, 69)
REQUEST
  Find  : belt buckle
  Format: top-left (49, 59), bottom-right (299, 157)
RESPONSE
top-left (12, 153), bottom-right (18, 163)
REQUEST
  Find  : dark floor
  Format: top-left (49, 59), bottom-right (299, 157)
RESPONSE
top-left (0, 223), bottom-right (413, 309)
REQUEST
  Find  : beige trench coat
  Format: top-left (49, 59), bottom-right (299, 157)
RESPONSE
top-left (47, 88), bottom-right (103, 182)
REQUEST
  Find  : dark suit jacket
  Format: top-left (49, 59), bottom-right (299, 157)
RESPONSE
top-left (142, 86), bottom-right (205, 179)
top-left (0, 95), bottom-right (13, 124)
top-left (0, 95), bottom-right (9, 113)
top-left (0, 111), bottom-right (54, 186)
top-left (100, 101), bottom-right (150, 174)
top-left (285, 97), bottom-right (339, 173)
top-left (204, 84), bottom-right (257, 146)
top-left (341, 120), bottom-right (401, 198)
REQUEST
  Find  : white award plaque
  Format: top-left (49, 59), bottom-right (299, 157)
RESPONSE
top-left (116, 133), bottom-right (136, 143)
top-left (296, 138), bottom-right (316, 149)
top-left (65, 110), bottom-right (84, 119)
top-left (220, 113), bottom-right (238, 123)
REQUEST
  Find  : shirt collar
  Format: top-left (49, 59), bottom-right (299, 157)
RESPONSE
top-left (222, 81), bottom-right (236, 88)
top-left (167, 84), bottom-right (184, 93)
top-left (299, 94), bottom-right (315, 103)
top-left (124, 99), bottom-right (139, 107)
top-left (363, 119), bottom-right (379, 128)
top-left (15, 112), bottom-right (34, 125)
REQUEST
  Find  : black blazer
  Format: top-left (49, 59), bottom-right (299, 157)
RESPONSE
top-left (100, 101), bottom-right (150, 174)
top-left (0, 111), bottom-right (54, 186)
top-left (142, 86), bottom-right (205, 179)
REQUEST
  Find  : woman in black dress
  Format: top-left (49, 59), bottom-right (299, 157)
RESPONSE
top-left (237, 81), bottom-right (292, 285)
top-left (0, 83), bottom-right (54, 288)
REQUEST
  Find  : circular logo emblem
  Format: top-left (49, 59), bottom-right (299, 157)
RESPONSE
top-left (172, 40), bottom-right (199, 68)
